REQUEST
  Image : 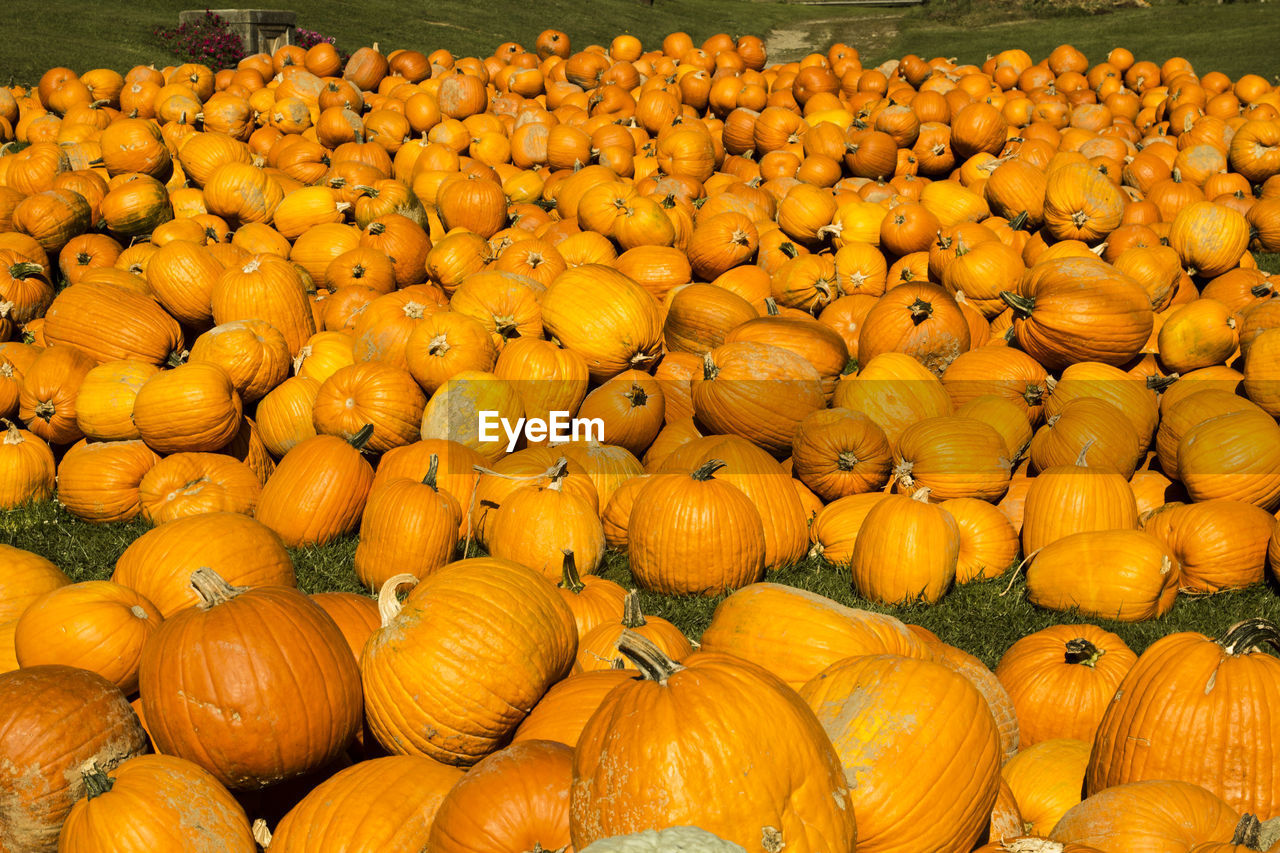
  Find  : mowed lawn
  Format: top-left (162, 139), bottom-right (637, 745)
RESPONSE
top-left (2, 0), bottom-right (1279, 667)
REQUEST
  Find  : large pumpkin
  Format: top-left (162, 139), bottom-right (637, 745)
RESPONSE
top-left (1087, 618), bottom-right (1280, 819)
top-left (1025, 529), bottom-right (1180, 621)
top-left (540, 264), bottom-right (663, 381)
top-left (361, 561), bottom-right (577, 765)
top-left (1051, 780), bottom-right (1240, 851)
top-left (254, 429), bottom-right (376, 547)
top-left (131, 361), bottom-right (243, 454)
top-left (570, 632), bottom-right (858, 853)
top-left (41, 281), bottom-right (183, 365)
top-left (851, 488), bottom-right (961, 605)
top-left (137, 568), bottom-right (363, 790)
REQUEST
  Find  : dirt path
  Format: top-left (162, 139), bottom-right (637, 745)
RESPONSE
top-left (764, 13), bottom-right (903, 65)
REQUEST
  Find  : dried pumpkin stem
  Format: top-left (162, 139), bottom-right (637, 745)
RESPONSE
top-left (377, 574), bottom-right (420, 626)
top-left (1217, 619), bottom-right (1280, 656)
top-left (80, 762), bottom-right (113, 799)
top-left (1064, 638), bottom-right (1103, 667)
top-left (621, 590), bottom-right (647, 629)
top-left (423, 454), bottom-right (440, 490)
top-left (691, 459), bottom-right (727, 481)
top-left (1231, 814), bottom-right (1262, 848)
top-left (560, 549), bottom-right (584, 594)
top-left (701, 352), bottom-right (719, 380)
top-left (189, 567), bottom-right (249, 609)
top-left (616, 628), bottom-right (683, 685)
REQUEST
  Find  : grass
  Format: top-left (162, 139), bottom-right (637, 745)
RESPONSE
top-left (4, 499), bottom-right (1278, 669)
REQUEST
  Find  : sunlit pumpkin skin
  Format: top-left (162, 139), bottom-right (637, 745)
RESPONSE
top-left (138, 568), bottom-right (362, 791)
top-left (1001, 738), bottom-right (1093, 836)
top-left (55, 438), bottom-right (161, 523)
top-left (135, 451), bottom-right (261, 524)
top-left (57, 754), bottom-right (256, 853)
top-left (187, 319), bottom-right (291, 404)
top-left (112, 512), bottom-right (296, 618)
top-left (1045, 361), bottom-right (1162, 445)
top-left (1029, 396), bottom-right (1144, 480)
top-left (941, 346), bottom-right (1051, 425)
top-left (832, 352), bottom-right (953, 449)
top-left (663, 282), bottom-right (758, 355)
top-left (570, 634), bottom-right (858, 853)
top-left (791, 407), bottom-right (892, 501)
top-left (699, 581), bottom-right (932, 690)
top-left (1004, 257), bottom-right (1154, 371)
top-left (420, 370), bottom-right (525, 462)
top-left (556, 550), bottom-right (627, 641)
top-left (362, 561), bottom-right (577, 766)
top-left (41, 281), bottom-right (183, 366)
top-left (0, 545), bottom-right (69, 625)
top-left (801, 653), bottom-right (1001, 853)
top-left (354, 459), bottom-right (460, 591)
top-left (628, 459), bottom-right (766, 596)
top-left (1042, 162), bottom-right (1125, 244)
top-left (1027, 529), bottom-right (1180, 621)
top-left (512, 669), bottom-right (637, 748)
top-left (724, 314), bottom-right (851, 401)
top-left (18, 343), bottom-right (96, 446)
top-left (691, 341), bottom-right (825, 458)
top-left (892, 415), bottom-right (1012, 502)
top-left (212, 253), bottom-right (317, 357)
top-left (132, 361), bottom-right (243, 454)
top-left (1177, 409), bottom-right (1280, 511)
top-left (1021, 452), bottom-right (1139, 554)
top-left (858, 281), bottom-right (973, 377)
top-left (0, 419), bottom-right (57, 509)
top-left (574, 590), bottom-right (693, 674)
top-left (1087, 619), bottom-right (1280, 819)
top-left (74, 359), bottom-right (159, 442)
top-left (427, 739), bottom-right (574, 853)
top-left (266, 755), bottom-right (464, 853)
top-left (1051, 780), bottom-right (1240, 852)
top-left (0, 665), bottom-right (148, 853)
top-left (852, 489), bottom-right (961, 605)
top-left (1243, 328), bottom-right (1280, 418)
top-left (1168, 201), bottom-right (1251, 279)
top-left (1141, 500), bottom-right (1276, 593)
top-left (255, 431), bottom-right (375, 547)
top-left (14, 580), bottom-right (162, 695)
top-left (312, 361), bottom-right (426, 453)
top-left (541, 264), bottom-right (664, 381)
top-left (915, 635), bottom-right (1021, 766)
top-left (942, 497), bottom-right (1020, 582)
top-left (996, 623), bottom-right (1138, 747)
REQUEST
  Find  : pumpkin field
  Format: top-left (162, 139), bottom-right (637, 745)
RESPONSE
top-left (3, 2), bottom-right (1280, 851)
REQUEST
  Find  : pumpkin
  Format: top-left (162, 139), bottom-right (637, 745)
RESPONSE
top-left (790, 407), bottom-right (892, 500)
top-left (1243, 328), bottom-right (1280, 418)
top-left (41, 281), bottom-right (183, 366)
top-left (1087, 618), bottom-right (1280, 818)
top-left (56, 438), bottom-right (161, 523)
top-left (14, 580), bottom-right (162, 694)
top-left (858, 281), bottom-right (972, 376)
top-left (57, 755), bottom-right (256, 852)
top-left (0, 419), bottom-right (56, 508)
top-left (264, 756), bottom-right (464, 852)
top-left (137, 568), bottom-right (362, 790)
top-left (254, 428), bottom-right (376, 547)
top-left (211, 253), bottom-right (317, 356)
top-left (0, 545), bottom-right (69, 624)
top-left (403, 310), bottom-right (499, 395)
top-left (892, 415), bottom-right (1012, 502)
top-left (353, 454), bottom-right (460, 590)
top-left (555, 549), bottom-right (627, 641)
top-left (488, 462), bottom-right (606, 581)
top-left (312, 361), bottom-right (426, 453)
top-left (800, 653), bottom-right (1001, 853)
top-left (1051, 780), bottom-right (1240, 851)
top-left (112, 512), bottom-right (296, 618)
top-left (74, 359), bottom-right (158, 442)
top-left (540, 264), bottom-right (664, 381)
top-left (361, 561), bottom-right (577, 765)
top-left (1021, 446), bottom-right (1139, 553)
top-left (941, 346), bottom-right (1051, 424)
top-left (699, 582), bottom-right (931, 690)
top-left (628, 459), bottom-right (766, 596)
top-left (188, 319), bottom-right (291, 404)
top-left (832, 352), bottom-right (953, 449)
top-left (1026, 529), bottom-right (1180, 621)
top-left (493, 337), bottom-right (590, 436)
top-left (1001, 739), bottom-right (1092, 836)
top-left (663, 282), bottom-right (758, 355)
top-left (0, 665), bottom-right (148, 853)
top-left (943, 497), bottom-right (1021, 582)
top-left (1142, 500), bottom-right (1276, 593)
top-left (255, 375), bottom-right (321, 457)
top-left (1158, 299), bottom-right (1241, 374)
top-left (1042, 162), bottom-right (1126, 243)
top-left (427, 739), bottom-right (574, 853)
top-left (1003, 257), bottom-right (1153, 370)
top-left (851, 488), bottom-right (961, 605)
top-left (809, 492), bottom-right (891, 565)
top-left (995, 623), bottom-right (1138, 746)
top-left (1044, 361), bottom-right (1162, 444)
top-left (1178, 409), bottom-right (1280, 511)
top-left (578, 826), bottom-right (746, 853)
top-left (574, 590), bottom-right (693, 674)
top-left (18, 343), bottom-right (95, 446)
top-left (575, 374), bottom-right (665, 460)
top-left (1168, 201), bottom-right (1251, 279)
top-left (136, 451), bottom-right (261, 523)
top-left (132, 361), bottom-right (243, 454)
top-left (420, 370), bottom-right (525, 462)
top-left (1029, 397), bottom-right (1144, 480)
top-left (570, 632), bottom-right (858, 853)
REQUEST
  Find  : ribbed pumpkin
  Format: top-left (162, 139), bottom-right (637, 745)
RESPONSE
top-left (137, 568), bottom-right (362, 790)
top-left (892, 415), bottom-right (1012, 502)
top-left (361, 561), bottom-right (577, 765)
top-left (943, 497), bottom-right (1021, 582)
top-left (1178, 409), bottom-right (1280, 511)
top-left (255, 375), bottom-right (320, 457)
top-left (512, 670), bottom-right (637, 749)
top-left (809, 492), bottom-right (892, 565)
top-left (18, 343), bottom-right (95, 445)
top-left (570, 632), bottom-right (858, 853)
top-left (373, 438), bottom-right (485, 537)
top-left (1003, 257), bottom-right (1154, 370)
top-left (1168, 201), bottom-right (1251, 279)
top-left (691, 340), bottom-right (825, 458)
top-left (0, 545), bottom-right (69, 624)
top-left (1142, 500), bottom-right (1276, 593)
top-left (1087, 619), bottom-right (1280, 819)
top-left (858, 281), bottom-right (973, 376)
top-left (1243, 328), bottom-right (1280, 418)
top-left (663, 282), bottom-right (758, 355)
top-left (56, 438), bottom-right (160, 523)
top-left (0, 419), bottom-right (56, 508)
top-left (995, 623), bottom-right (1138, 746)
top-left (0, 666), bottom-right (149, 853)
top-left (628, 459), bottom-right (766, 596)
top-left (56, 755), bottom-right (256, 853)
top-left (699, 582), bottom-right (932, 690)
top-left (832, 352), bottom-right (953, 449)
top-left (14, 580), bottom-right (162, 694)
top-left (112, 512), bottom-right (295, 617)
top-left (1029, 397), bottom-right (1144, 480)
top-left (941, 346), bottom-right (1051, 424)
top-left (791, 407), bottom-right (892, 501)
top-left (1026, 529), bottom-right (1180, 621)
top-left (851, 488), bottom-right (961, 604)
top-left (556, 550), bottom-right (627, 640)
top-left (188, 319), bottom-right (291, 404)
top-left (1021, 446), bottom-right (1139, 554)
top-left (419, 370), bottom-right (525, 462)
top-left (574, 590), bottom-right (693, 674)
top-left (492, 337), bottom-right (590, 437)
top-left (800, 653), bottom-right (1001, 853)
top-left (1051, 780), bottom-right (1240, 851)
top-left (1042, 162), bottom-right (1126, 243)
top-left (132, 361), bottom-right (243, 454)
top-left (312, 361), bottom-right (426, 453)
top-left (1001, 739), bottom-right (1093, 836)
top-left (255, 429), bottom-right (375, 547)
top-left (74, 359), bottom-right (158, 441)
top-left (540, 264), bottom-right (663, 381)
top-left (42, 281), bottom-right (183, 366)
top-left (557, 440), bottom-right (648, 514)
top-left (1045, 360), bottom-right (1162, 445)
top-left (403, 310), bottom-right (499, 395)
top-left (211, 254), bottom-right (317, 356)
top-left (263, 756), bottom-right (463, 853)
top-left (136, 452), bottom-right (261, 523)
top-left (353, 455), bottom-right (460, 590)
top-left (488, 465), bottom-right (606, 581)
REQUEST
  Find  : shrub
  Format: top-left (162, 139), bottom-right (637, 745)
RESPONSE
top-left (153, 10), bottom-right (245, 69)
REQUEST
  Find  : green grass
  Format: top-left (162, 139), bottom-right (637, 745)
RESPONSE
top-left (5, 499), bottom-right (1278, 669)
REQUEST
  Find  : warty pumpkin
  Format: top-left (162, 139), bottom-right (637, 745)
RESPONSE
top-left (361, 561), bottom-right (577, 765)
top-left (137, 568), bottom-right (362, 790)
top-left (570, 631), bottom-right (858, 853)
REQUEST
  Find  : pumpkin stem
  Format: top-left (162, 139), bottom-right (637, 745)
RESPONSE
top-left (1008, 210), bottom-right (1029, 231)
top-left (80, 762), bottom-right (113, 799)
top-left (422, 454), bottom-right (440, 490)
top-left (377, 574), bottom-right (420, 626)
top-left (1000, 291), bottom-right (1034, 316)
top-left (691, 458), bottom-right (727, 481)
top-left (1064, 638), bottom-right (1104, 667)
top-left (616, 628), bottom-right (683, 685)
top-left (779, 241), bottom-right (798, 259)
top-left (701, 352), bottom-right (719, 381)
top-left (1073, 439), bottom-right (1096, 468)
top-left (908, 297), bottom-right (933, 324)
top-left (252, 819), bottom-right (273, 847)
top-left (559, 549), bottom-right (584, 594)
top-left (764, 297), bottom-right (781, 316)
top-left (2, 420), bottom-right (22, 445)
top-left (8, 261), bottom-right (45, 280)
top-left (909, 486), bottom-right (931, 503)
top-left (836, 450), bottom-right (860, 471)
top-left (621, 590), bottom-right (647, 628)
top-left (189, 567), bottom-right (248, 609)
top-left (893, 460), bottom-right (916, 489)
top-left (1230, 815), bottom-right (1263, 848)
top-left (1146, 375), bottom-right (1176, 393)
top-left (348, 423), bottom-right (375, 451)
top-left (1217, 618), bottom-right (1280, 656)
top-left (545, 457), bottom-right (569, 490)
top-left (1250, 282), bottom-right (1273, 298)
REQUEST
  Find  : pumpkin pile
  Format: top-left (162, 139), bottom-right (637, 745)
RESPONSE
top-left (1, 24), bottom-right (1279, 852)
